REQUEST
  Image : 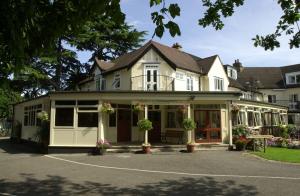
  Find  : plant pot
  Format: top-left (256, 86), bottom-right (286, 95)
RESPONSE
top-left (187, 144), bottom-right (195, 153)
top-left (142, 145), bottom-right (151, 154)
top-left (98, 148), bottom-right (107, 155)
top-left (235, 144), bottom-right (246, 151)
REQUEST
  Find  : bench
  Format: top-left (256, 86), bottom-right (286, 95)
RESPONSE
top-left (161, 130), bottom-right (184, 144)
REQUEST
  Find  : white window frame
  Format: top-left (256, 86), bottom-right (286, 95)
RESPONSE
top-left (186, 76), bottom-right (193, 91)
top-left (112, 72), bottom-right (121, 89)
top-left (214, 77), bottom-right (224, 91)
top-left (176, 72), bottom-right (184, 80)
top-left (268, 95), bottom-right (276, 103)
top-left (286, 72), bottom-right (300, 84)
top-left (144, 64), bottom-right (159, 91)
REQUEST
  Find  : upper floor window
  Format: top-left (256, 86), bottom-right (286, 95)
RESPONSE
top-left (289, 94), bottom-right (298, 102)
top-left (286, 72), bottom-right (300, 84)
top-left (95, 75), bottom-right (106, 91)
top-left (176, 72), bottom-right (184, 80)
top-left (214, 77), bottom-right (224, 91)
top-left (112, 72), bottom-right (120, 89)
top-left (227, 67), bottom-right (237, 80)
top-left (187, 76), bottom-right (193, 91)
top-left (268, 95), bottom-right (276, 103)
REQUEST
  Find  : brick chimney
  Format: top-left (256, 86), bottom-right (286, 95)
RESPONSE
top-left (233, 59), bottom-right (244, 72)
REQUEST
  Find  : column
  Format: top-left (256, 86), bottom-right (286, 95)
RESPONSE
top-left (98, 101), bottom-right (104, 141)
top-left (49, 100), bottom-right (55, 146)
top-left (187, 104), bottom-right (192, 143)
top-left (228, 102), bottom-right (233, 146)
top-left (144, 105), bottom-right (148, 144)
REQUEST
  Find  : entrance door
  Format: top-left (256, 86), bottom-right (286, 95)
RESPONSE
top-left (194, 110), bottom-right (221, 143)
top-left (145, 65), bottom-right (159, 91)
top-left (148, 111), bottom-right (161, 143)
top-left (117, 109), bottom-right (131, 142)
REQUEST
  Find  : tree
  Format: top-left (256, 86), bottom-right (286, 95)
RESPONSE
top-left (0, 88), bottom-right (22, 119)
top-left (150, 0), bottom-right (300, 50)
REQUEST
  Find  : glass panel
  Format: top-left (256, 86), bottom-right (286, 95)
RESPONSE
top-left (78, 107), bottom-right (98, 111)
top-left (210, 131), bottom-right (220, 139)
top-left (55, 108), bottom-right (74, 126)
top-left (248, 112), bottom-right (254, 127)
top-left (147, 70), bottom-right (151, 82)
top-left (196, 131), bottom-right (207, 140)
top-left (78, 113), bottom-right (98, 127)
top-left (132, 112), bottom-right (138, 126)
top-left (210, 111), bottom-right (220, 128)
top-left (153, 84), bottom-right (157, 91)
top-left (167, 112), bottom-right (176, 128)
top-left (78, 100), bottom-right (98, 105)
top-left (153, 70), bottom-right (157, 82)
top-left (195, 111), bottom-right (206, 128)
top-left (109, 112), bottom-right (116, 127)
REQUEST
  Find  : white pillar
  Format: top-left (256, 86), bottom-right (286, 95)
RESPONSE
top-left (144, 105), bottom-right (148, 144)
top-left (98, 101), bottom-right (104, 141)
top-left (228, 102), bottom-right (233, 146)
top-left (49, 100), bottom-right (55, 146)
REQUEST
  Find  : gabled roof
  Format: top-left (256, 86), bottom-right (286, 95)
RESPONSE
top-left (93, 40), bottom-right (218, 75)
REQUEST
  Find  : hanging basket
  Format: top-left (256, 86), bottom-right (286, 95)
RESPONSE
top-left (231, 104), bottom-right (240, 113)
top-left (133, 103), bottom-right (144, 113)
top-left (101, 102), bottom-right (115, 114)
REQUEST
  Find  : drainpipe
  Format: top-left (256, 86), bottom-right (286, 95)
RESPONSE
top-left (144, 105), bottom-right (148, 144)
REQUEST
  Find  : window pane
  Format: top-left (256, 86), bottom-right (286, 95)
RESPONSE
top-left (248, 112), bottom-right (254, 127)
top-left (153, 70), bottom-right (157, 82)
top-left (210, 111), bottom-right (220, 128)
top-left (132, 112), bottom-right (138, 126)
top-left (147, 70), bottom-right (151, 82)
top-left (167, 112), bottom-right (176, 128)
top-left (78, 113), bottom-right (98, 127)
top-left (78, 100), bottom-right (98, 105)
top-left (55, 108), bottom-right (74, 126)
top-left (109, 112), bottom-right (116, 127)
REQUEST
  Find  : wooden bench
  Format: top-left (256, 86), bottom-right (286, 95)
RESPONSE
top-left (247, 135), bottom-right (273, 153)
top-left (161, 130), bottom-right (184, 144)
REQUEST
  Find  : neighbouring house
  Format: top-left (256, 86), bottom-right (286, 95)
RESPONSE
top-left (13, 40), bottom-right (291, 151)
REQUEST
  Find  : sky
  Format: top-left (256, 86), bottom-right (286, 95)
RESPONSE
top-left (78, 0), bottom-right (299, 67)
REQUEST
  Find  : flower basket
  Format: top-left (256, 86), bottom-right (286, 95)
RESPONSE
top-left (231, 104), bottom-right (240, 113)
top-left (101, 102), bottom-right (115, 114)
top-left (133, 103), bottom-right (144, 113)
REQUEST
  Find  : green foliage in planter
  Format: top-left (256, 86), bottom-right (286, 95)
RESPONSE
top-left (182, 118), bottom-right (196, 131)
top-left (278, 125), bottom-right (289, 139)
top-left (232, 125), bottom-right (250, 137)
top-left (137, 119), bottom-right (153, 132)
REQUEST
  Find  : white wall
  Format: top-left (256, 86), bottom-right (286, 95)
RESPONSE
top-left (207, 57), bottom-right (230, 91)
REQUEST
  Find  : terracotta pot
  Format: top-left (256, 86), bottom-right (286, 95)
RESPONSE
top-left (142, 145), bottom-right (151, 154)
top-left (187, 144), bottom-right (195, 153)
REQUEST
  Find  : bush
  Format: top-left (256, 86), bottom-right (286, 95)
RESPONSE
top-left (267, 137), bottom-right (291, 148)
top-left (235, 138), bottom-right (248, 151)
top-left (182, 118), bottom-right (196, 131)
top-left (137, 119), bottom-right (153, 132)
top-left (278, 125), bottom-right (289, 139)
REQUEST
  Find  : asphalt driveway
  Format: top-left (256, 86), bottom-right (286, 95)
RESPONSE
top-left (0, 138), bottom-right (300, 196)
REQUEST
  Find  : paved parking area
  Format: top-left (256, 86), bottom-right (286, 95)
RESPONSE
top-left (0, 138), bottom-right (300, 196)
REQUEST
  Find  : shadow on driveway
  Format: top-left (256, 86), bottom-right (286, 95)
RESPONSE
top-left (0, 173), bottom-right (258, 196)
top-left (0, 138), bottom-right (41, 155)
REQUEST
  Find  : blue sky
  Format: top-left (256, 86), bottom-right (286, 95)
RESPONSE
top-left (78, 0), bottom-right (299, 67)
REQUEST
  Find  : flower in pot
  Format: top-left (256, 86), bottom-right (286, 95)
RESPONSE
top-left (235, 138), bottom-right (248, 151)
top-left (101, 102), bottom-right (115, 114)
top-left (137, 119), bottom-right (153, 153)
top-left (96, 139), bottom-right (110, 155)
top-left (133, 103), bottom-right (144, 113)
top-left (182, 118), bottom-right (196, 153)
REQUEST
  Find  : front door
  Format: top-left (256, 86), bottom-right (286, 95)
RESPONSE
top-left (145, 65), bottom-right (159, 91)
top-left (117, 109), bottom-right (131, 142)
top-left (148, 111), bottom-right (161, 143)
top-left (194, 110), bottom-right (221, 143)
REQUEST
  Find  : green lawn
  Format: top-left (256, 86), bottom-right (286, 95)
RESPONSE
top-left (252, 147), bottom-right (300, 163)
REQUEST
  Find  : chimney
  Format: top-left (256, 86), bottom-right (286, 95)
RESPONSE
top-left (233, 59), bottom-right (244, 72)
top-left (172, 42), bottom-right (182, 50)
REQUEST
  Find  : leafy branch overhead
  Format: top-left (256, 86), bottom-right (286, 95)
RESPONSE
top-left (151, 0), bottom-right (300, 50)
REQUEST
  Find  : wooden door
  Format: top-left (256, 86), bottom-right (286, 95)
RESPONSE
top-left (117, 109), bottom-right (131, 142)
top-left (194, 110), bottom-right (221, 143)
top-left (148, 111), bottom-right (161, 143)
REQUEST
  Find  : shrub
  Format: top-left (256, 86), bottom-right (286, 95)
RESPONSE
top-left (182, 118), bottom-right (196, 131)
top-left (278, 125), bottom-right (289, 139)
top-left (137, 119), bottom-right (153, 132)
top-left (235, 138), bottom-right (248, 151)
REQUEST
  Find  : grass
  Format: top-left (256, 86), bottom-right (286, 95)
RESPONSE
top-left (252, 147), bottom-right (300, 163)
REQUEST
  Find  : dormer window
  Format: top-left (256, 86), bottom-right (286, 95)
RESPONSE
top-left (227, 67), bottom-right (237, 80)
top-left (286, 72), bottom-right (300, 85)
top-left (214, 77), bottom-right (224, 91)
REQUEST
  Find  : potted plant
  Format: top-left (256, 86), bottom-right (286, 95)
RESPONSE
top-left (231, 103), bottom-right (240, 113)
top-left (133, 103), bottom-right (144, 113)
top-left (137, 119), bottom-right (153, 153)
top-left (182, 118), bottom-right (196, 153)
top-left (96, 139), bottom-right (110, 155)
top-left (100, 102), bottom-right (115, 114)
top-left (235, 138), bottom-right (248, 151)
